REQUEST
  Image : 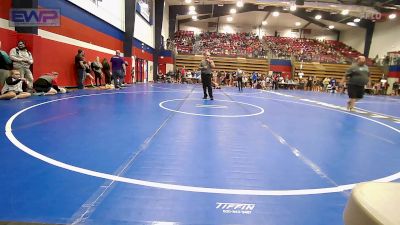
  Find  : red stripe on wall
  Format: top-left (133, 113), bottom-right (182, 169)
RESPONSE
top-left (40, 15), bottom-right (123, 52)
top-left (270, 65), bottom-right (292, 72)
top-left (133, 47), bottom-right (153, 61)
top-left (159, 57), bottom-right (173, 64)
top-left (0, 28), bottom-right (17, 52)
top-left (0, 0), bottom-right (12, 20)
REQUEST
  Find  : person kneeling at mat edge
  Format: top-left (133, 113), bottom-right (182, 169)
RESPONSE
top-left (33, 72), bottom-right (67, 95)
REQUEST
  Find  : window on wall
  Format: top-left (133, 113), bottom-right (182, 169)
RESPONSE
top-left (136, 0), bottom-right (153, 24)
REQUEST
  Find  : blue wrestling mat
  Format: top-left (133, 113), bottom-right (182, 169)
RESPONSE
top-left (0, 84), bottom-right (399, 225)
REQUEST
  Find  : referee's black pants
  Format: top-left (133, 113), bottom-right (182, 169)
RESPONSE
top-left (201, 73), bottom-right (213, 99)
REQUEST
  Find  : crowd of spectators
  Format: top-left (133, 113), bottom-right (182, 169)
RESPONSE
top-left (173, 31), bottom-right (376, 64)
top-left (263, 36), bottom-right (347, 64)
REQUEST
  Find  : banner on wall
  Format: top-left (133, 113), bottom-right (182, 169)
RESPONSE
top-left (136, 0), bottom-right (152, 24)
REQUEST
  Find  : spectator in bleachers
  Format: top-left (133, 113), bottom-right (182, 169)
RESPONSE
top-left (33, 72), bottom-right (66, 95)
top-left (101, 58), bottom-right (112, 86)
top-left (75, 49), bottom-right (86, 89)
top-left (0, 69), bottom-right (31, 100)
top-left (199, 51), bottom-right (215, 100)
top-left (343, 56), bottom-right (370, 111)
top-left (10, 40), bottom-right (34, 89)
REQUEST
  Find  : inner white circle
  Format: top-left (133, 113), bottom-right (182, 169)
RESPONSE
top-left (4, 91), bottom-right (400, 196)
top-left (159, 98), bottom-right (265, 117)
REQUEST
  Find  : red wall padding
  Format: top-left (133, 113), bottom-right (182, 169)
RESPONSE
top-left (41, 15), bottom-right (123, 52)
top-left (15, 33), bottom-right (114, 86)
top-left (388, 72), bottom-right (400, 78)
top-left (133, 47), bottom-right (153, 61)
top-left (0, 0), bottom-right (12, 20)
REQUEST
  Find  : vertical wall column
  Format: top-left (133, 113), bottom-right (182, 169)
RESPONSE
top-left (123, 0), bottom-right (135, 83)
top-left (12, 0), bottom-right (38, 34)
top-left (153, 0), bottom-right (164, 81)
top-left (364, 21), bottom-right (375, 57)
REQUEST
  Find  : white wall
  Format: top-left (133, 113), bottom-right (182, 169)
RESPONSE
top-left (369, 20), bottom-right (400, 58)
top-left (67, 0), bottom-right (125, 31)
top-left (181, 23), bottom-right (336, 40)
top-left (180, 22), bottom-right (208, 34)
top-left (162, 1), bottom-right (169, 41)
top-left (309, 29), bottom-right (337, 41)
top-left (166, 63), bottom-right (174, 73)
top-left (134, 14), bottom-right (154, 47)
top-left (340, 27), bottom-right (366, 54)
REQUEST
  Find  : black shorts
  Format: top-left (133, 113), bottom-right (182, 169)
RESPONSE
top-left (33, 78), bottom-right (51, 93)
top-left (347, 84), bottom-right (365, 99)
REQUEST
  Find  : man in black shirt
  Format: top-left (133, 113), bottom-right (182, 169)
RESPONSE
top-left (0, 70), bottom-right (31, 100)
top-left (0, 41), bottom-right (12, 90)
top-left (75, 49), bottom-right (86, 89)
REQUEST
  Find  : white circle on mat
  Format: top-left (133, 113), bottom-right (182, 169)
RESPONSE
top-left (4, 91), bottom-right (400, 196)
top-left (159, 99), bottom-right (265, 118)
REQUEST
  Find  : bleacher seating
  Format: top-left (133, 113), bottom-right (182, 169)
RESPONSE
top-left (176, 54), bottom-right (269, 74)
top-left (197, 32), bottom-right (265, 58)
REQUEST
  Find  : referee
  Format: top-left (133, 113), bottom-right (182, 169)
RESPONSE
top-left (343, 56), bottom-right (370, 111)
top-left (199, 51), bottom-right (215, 100)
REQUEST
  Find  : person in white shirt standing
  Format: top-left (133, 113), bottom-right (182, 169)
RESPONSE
top-left (9, 41), bottom-right (34, 89)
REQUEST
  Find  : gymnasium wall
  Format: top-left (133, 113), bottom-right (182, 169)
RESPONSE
top-left (339, 27), bottom-right (366, 54)
top-left (135, 13), bottom-right (155, 48)
top-left (369, 20), bottom-right (400, 58)
top-left (0, 0), bottom-right (157, 86)
top-left (162, 1), bottom-right (170, 42)
top-left (180, 22), bottom-right (337, 40)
